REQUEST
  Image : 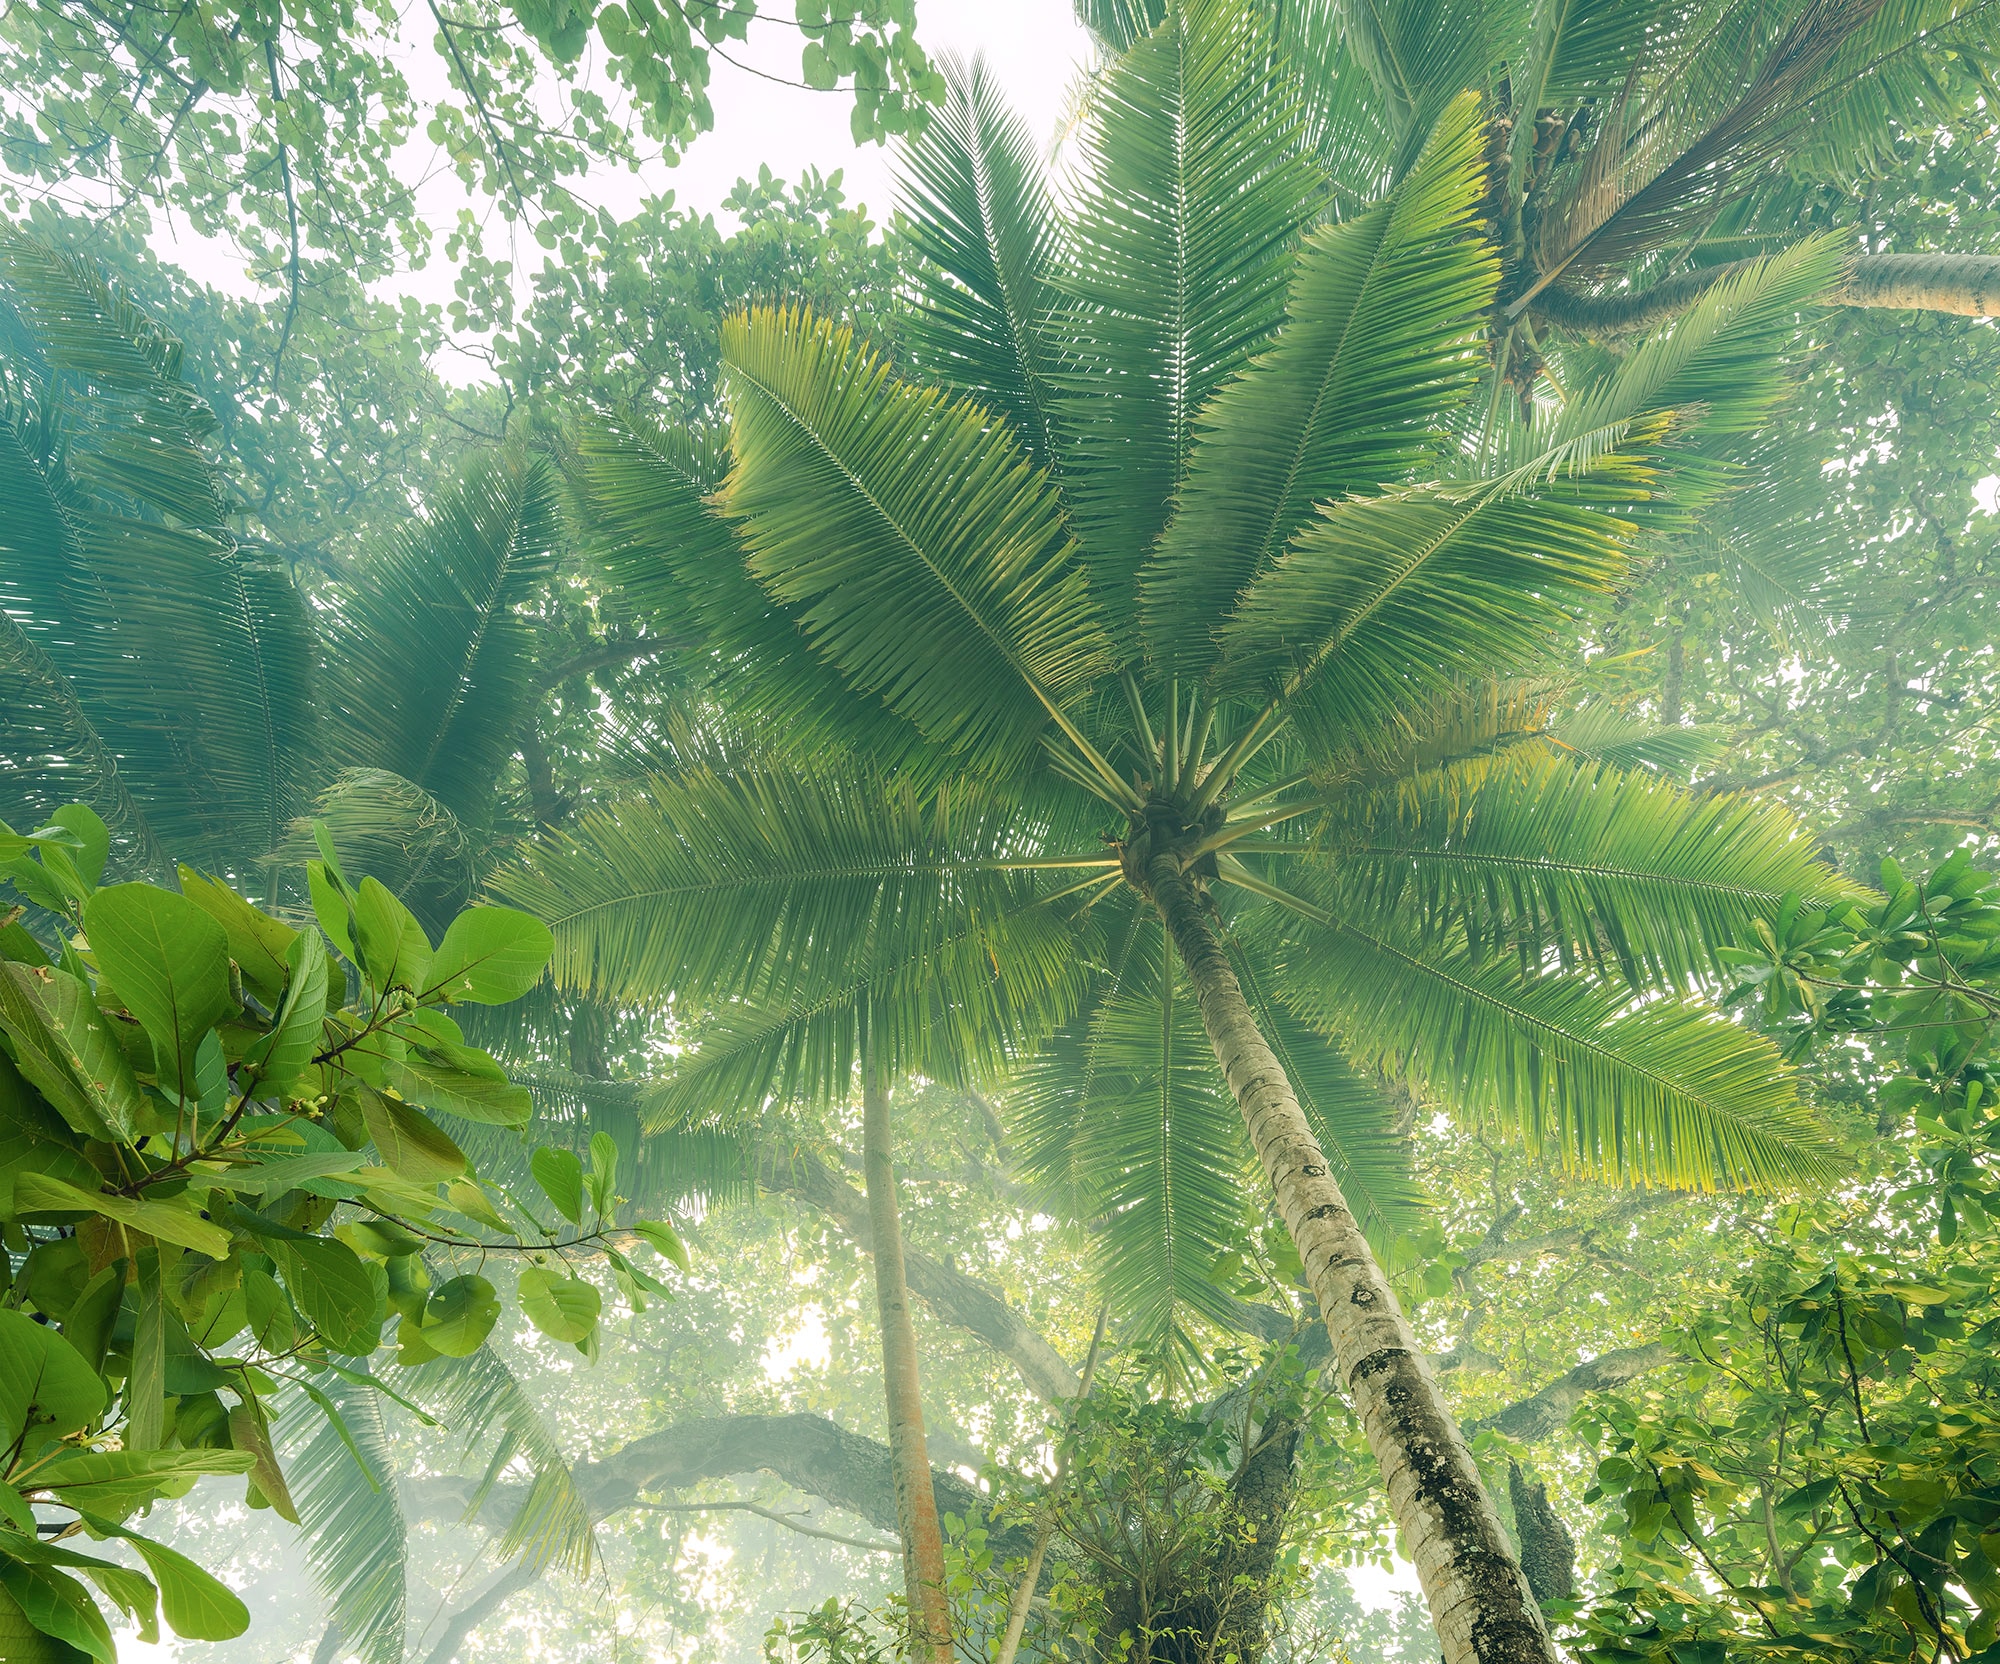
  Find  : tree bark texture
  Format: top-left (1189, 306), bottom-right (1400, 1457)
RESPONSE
top-left (862, 1057), bottom-right (955, 1663)
top-left (1533, 251), bottom-right (2000, 336)
top-left (1146, 853), bottom-right (1558, 1664)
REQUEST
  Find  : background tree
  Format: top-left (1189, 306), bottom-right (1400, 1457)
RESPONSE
top-left (491, 8), bottom-right (1914, 1654)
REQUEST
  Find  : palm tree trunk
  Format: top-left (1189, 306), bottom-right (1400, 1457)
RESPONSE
top-left (1145, 853), bottom-right (1558, 1664)
top-left (860, 1051), bottom-right (954, 1663)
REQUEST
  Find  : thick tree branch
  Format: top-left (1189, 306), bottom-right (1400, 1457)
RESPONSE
top-left (422, 1562), bottom-right (538, 1664)
top-left (402, 1412), bottom-right (1013, 1551)
top-left (1466, 1343), bottom-right (1678, 1443)
top-left (1534, 251), bottom-right (2000, 336)
top-left (759, 1144), bottom-right (1082, 1402)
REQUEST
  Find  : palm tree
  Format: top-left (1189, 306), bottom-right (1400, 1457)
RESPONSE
top-left (497, 8), bottom-right (1875, 1658)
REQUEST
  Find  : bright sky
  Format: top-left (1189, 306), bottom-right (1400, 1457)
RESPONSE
top-left (153, 0), bottom-right (1094, 361)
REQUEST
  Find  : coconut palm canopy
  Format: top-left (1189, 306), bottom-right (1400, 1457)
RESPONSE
top-left (490, 7), bottom-right (1879, 1656)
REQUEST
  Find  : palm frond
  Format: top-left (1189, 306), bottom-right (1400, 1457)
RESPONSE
top-left (1054, 0), bottom-right (1324, 631)
top-left (1010, 934), bottom-right (1252, 1381)
top-left (275, 768), bottom-right (485, 929)
top-left (493, 765), bottom-right (1081, 1008)
top-left (1271, 0), bottom-right (1401, 201)
top-left (1215, 449), bottom-right (1660, 743)
top-left (286, 1369), bottom-right (408, 1664)
top-left (571, 409), bottom-right (931, 773)
top-left (1306, 750), bottom-right (1867, 989)
top-left (896, 52), bottom-right (1066, 470)
top-left (1074, 0), bottom-right (1168, 52)
top-left (1547, 236), bottom-right (1850, 448)
top-left (637, 878), bottom-right (1092, 1127)
top-left (1321, 0), bottom-right (1506, 166)
top-left (1523, 0), bottom-right (1885, 297)
top-left (1267, 898), bottom-right (1838, 1190)
top-left (720, 307), bottom-right (1112, 775)
top-left (1143, 91), bottom-right (1498, 673)
top-left (326, 451), bottom-right (559, 830)
top-left (399, 1349), bottom-right (594, 1576)
top-left (0, 232), bottom-right (318, 877)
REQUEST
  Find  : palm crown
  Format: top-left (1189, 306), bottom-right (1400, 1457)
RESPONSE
top-left (497, 7), bottom-right (1867, 1656)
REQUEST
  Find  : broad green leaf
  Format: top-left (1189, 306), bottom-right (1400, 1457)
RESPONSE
top-left (12, 1175), bottom-right (232, 1260)
top-left (0, 1533), bottom-right (156, 1644)
top-left (516, 1266), bottom-right (601, 1344)
top-left (393, 1054), bottom-right (531, 1127)
top-left (588, 1130), bottom-right (617, 1217)
top-left (42, 808), bottom-right (105, 891)
top-left (444, 1177), bottom-right (513, 1235)
top-left (0, 1581), bottom-right (72, 1662)
top-left (25, 1449), bottom-right (256, 1517)
top-left (246, 928), bottom-right (328, 1098)
top-left (218, 1150), bottom-right (367, 1199)
top-left (86, 1521), bottom-right (248, 1642)
top-left (631, 1220), bottom-right (688, 1273)
top-left (419, 1275), bottom-right (499, 1356)
top-left (0, 963), bottom-right (145, 1142)
top-left (0, 1562), bottom-right (113, 1664)
top-left (0, 1308), bottom-right (106, 1448)
top-left (353, 877), bottom-right (430, 994)
top-left (260, 1236), bottom-right (383, 1355)
top-left (82, 884), bottom-right (233, 1094)
top-left (358, 1089), bottom-right (466, 1181)
top-left (427, 906), bottom-right (553, 1004)
top-left (306, 862), bottom-right (355, 964)
top-left (59, 1262), bottom-right (124, 1378)
top-left (225, 1403), bottom-right (299, 1525)
top-left (531, 1146), bottom-right (584, 1224)
top-left (0, 1057), bottom-right (98, 1213)
top-left (177, 867), bottom-right (297, 1003)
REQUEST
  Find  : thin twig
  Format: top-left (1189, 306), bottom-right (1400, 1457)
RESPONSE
top-left (263, 36), bottom-right (300, 392)
top-left (629, 1499), bottom-right (896, 1554)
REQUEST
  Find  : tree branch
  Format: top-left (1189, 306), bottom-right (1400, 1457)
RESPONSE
top-left (629, 1498), bottom-right (897, 1553)
top-left (758, 1144), bottom-right (1082, 1402)
top-left (262, 36), bottom-right (301, 392)
top-left (1465, 1343), bottom-right (1678, 1443)
top-left (421, 1561), bottom-right (539, 1664)
top-left (1533, 251), bottom-right (2000, 336)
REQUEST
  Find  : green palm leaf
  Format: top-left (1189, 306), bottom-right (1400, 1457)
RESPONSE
top-left (571, 409), bottom-right (932, 773)
top-left (896, 52), bottom-right (1066, 470)
top-left (1214, 449), bottom-right (1659, 740)
top-left (286, 1370), bottom-right (408, 1664)
top-left (400, 1348), bottom-right (594, 1576)
top-left (1267, 897), bottom-right (1837, 1190)
top-left (1055, 0), bottom-right (1323, 626)
top-left (1309, 750), bottom-right (1869, 988)
top-left (1320, 0), bottom-right (1506, 167)
top-left (636, 881), bottom-right (1090, 1128)
top-left (495, 766), bottom-right (1072, 1006)
top-left (720, 307), bottom-right (1112, 774)
top-left (0, 234), bottom-right (317, 876)
top-left (326, 451), bottom-right (559, 830)
top-left (1143, 91), bottom-right (1499, 672)
top-left (1011, 938), bottom-right (1253, 1378)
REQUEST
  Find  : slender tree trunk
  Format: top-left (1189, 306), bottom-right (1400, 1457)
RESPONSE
top-left (1145, 853), bottom-right (1558, 1664)
top-left (861, 1051), bottom-right (954, 1663)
